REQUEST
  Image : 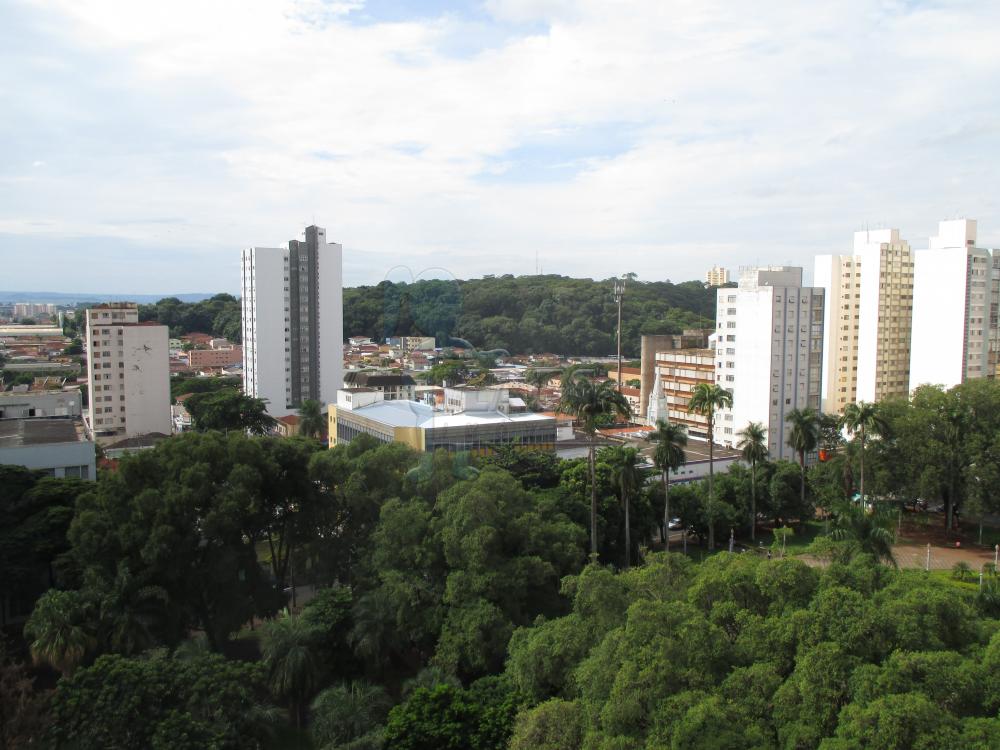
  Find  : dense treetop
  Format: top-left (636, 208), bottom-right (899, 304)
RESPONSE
top-left (7, 379), bottom-right (1000, 748)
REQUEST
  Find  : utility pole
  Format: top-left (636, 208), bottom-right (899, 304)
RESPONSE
top-left (614, 276), bottom-right (626, 394)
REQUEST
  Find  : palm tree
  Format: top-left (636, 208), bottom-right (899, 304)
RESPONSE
top-left (830, 500), bottom-right (896, 566)
top-left (297, 399), bottom-right (326, 439)
top-left (648, 419), bottom-right (687, 550)
top-left (310, 680), bottom-right (392, 748)
top-left (260, 610), bottom-right (323, 729)
top-left (93, 563), bottom-right (169, 656)
top-left (841, 401), bottom-right (886, 503)
top-left (688, 383), bottom-right (733, 550)
top-left (786, 407), bottom-right (820, 509)
top-left (558, 377), bottom-right (632, 556)
top-left (23, 589), bottom-right (95, 676)
top-left (736, 422), bottom-right (768, 541)
top-left (605, 445), bottom-right (644, 568)
top-left (524, 369), bottom-right (551, 398)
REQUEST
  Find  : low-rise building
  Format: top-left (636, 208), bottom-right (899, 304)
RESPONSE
top-left (646, 348), bottom-right (715, 437)
top-left (0, 418), bottom-right (96, 479)
top-left (275, 414), bottom-right (301, 437)
top-left (188, 346), bottom-right (243, 369)
top-left (0, 388), bottom-right (83, 419)
top-left (343, 371), bottom-right (417, 401)
top-left (328, 387), bottom-right (556, 453)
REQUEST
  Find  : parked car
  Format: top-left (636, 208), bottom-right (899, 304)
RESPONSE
top-left (668, 518), bottom-right (683, 530)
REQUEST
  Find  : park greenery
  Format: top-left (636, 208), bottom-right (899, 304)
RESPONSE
top-left (96, 275), bottom-right (718, 355)
top-left (3, 378), bottom-right (1000, 747)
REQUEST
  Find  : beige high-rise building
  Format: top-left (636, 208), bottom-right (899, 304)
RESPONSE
top-left (705, 265), bottom-right (730, 287)
top-left (85, 303), bottom-right (171, 437)
top-left (814, 228), bottom-right (913, 413)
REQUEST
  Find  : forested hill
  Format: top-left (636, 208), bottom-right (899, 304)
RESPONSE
top-left (129, 275), bottom-right (719, 356)
top-left (344, 274), bottom-right (717, 356)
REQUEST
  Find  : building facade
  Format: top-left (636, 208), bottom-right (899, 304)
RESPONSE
top-left (705, 266), bottom-right (730, 287)
top-left (13, 303), bottom-right (57, 320)
top-left (85, 303), bottom-right (171, 437)
top-left (910, 219), bottom-right (996, 390)
top-left (343, 371), bottom-right (417, 401)
top-left (715, 267), bottom-right (825, 461)
top-left (645, 348), bottom-right (715, 438)
top-left (814, 228), bottom-right (914, 412)
top-left (0, 419), bottom-right (96, 479)
top-left (241, 225), bottom-right (344, 417)
top-left (188, 346), bottom-right (243, 369)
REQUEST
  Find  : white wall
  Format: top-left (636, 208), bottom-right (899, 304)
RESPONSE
top-left (910, 247), bottom-right (969, 390)
top-left (0, 437), bottom-right (95, 479)
top-left (718, 268), bottom-right (824, 461)
top-left (122, 325), bottom-right (171, 436)
top-left (813, 254), bottom-right (841, 412)
top-left (242, 247), bottom-right (291, 416)
top-left (316, 233), bottom-right (344, 410)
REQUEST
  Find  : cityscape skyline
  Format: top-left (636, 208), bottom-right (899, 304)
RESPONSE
top-left (4, 1), bottom-right (1000, 293)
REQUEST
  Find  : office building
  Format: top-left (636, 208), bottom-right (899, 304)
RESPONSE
top-left (715, 267), bottom-right (825, 461)
top-left (910, 219), bottom-right (995, 390)
top-left (84, 303), bottom-right (171, 437)
top-left (328, 387), bottom-right (555, 453)
top-left (705, 266), bottom-right (730, 287)
top-left (637, 330), bottom-right (713, 422)
top-left (645, 346), bottom-right (716, 438)
top-left (814, 228), bottom-right (914, 412)
top-left (241, 225), bottom-right (344, 418)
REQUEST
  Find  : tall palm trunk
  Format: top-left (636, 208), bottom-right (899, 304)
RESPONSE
top-left (858, 425), bottom-right (865, 502)
top-left (750, 461), bottom-right (757, 541)
top-left (589, 434), bottom-right (598, 557)
top-left (707, 417), bottom-right (715, 550)
top-left (662, 470), bottom-right (671, 551)
top-left (623, 488), bottom-right (631, 569)
top-left (799, 450), bottom-right (806, 507)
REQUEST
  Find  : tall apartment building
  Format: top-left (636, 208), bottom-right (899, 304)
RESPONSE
top-left (84, 303), bottom-right (171, 437)
top-left (715, 267), bottom-right (825, 461)
top-left (910, 220), bottom-right (996, 390)
top-left (241, 225), bottom-right (343, 418)
top-left (14, 303), bottom-right (57, 319)
top-left (705, 265), bottom-right (730, 287)
top-left (814, 228), bottom-right (914, 412)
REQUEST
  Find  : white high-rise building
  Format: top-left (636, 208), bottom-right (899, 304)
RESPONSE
top-left (716, 267), bottom-right (825, 461)
top-left (910, 219), bottom-right (994, 390)
top-left (814, 228), bottom-right (914, 412)
top-left (84, 303), bottom-right (171, 437)
top-left (241, 225), bottom-right (343, 418)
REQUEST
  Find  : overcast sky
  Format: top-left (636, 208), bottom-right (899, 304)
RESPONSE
top-left (2, 0), bottom-right (1000, 294)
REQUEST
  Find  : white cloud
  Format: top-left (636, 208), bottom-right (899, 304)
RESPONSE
top-left (2, 0), bottom-right (1000, 292)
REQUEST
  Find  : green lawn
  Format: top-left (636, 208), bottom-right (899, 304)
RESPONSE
top-left (754, 520), bottom-right (827, 555)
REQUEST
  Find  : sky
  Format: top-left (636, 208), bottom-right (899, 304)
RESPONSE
top-left (2, 0), bottom-right (1000, 294)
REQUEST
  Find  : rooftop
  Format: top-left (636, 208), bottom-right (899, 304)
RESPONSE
top-left (0, 418), bottom-right (88, 448)
top-left (346, 399), bottom-right (554, 430)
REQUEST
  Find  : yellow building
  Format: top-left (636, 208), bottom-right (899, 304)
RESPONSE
top-left (328, 388), bottom-right (556, 453)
